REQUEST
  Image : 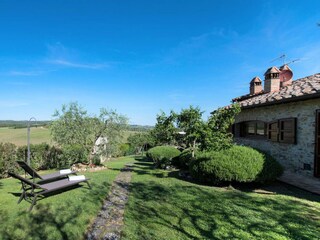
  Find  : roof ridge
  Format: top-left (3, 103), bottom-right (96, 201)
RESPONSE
top-left (233, 73), bottom-right (320, 107)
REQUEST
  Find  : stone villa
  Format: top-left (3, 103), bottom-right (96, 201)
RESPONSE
top-left (232, 65), bottom-right (320, 179)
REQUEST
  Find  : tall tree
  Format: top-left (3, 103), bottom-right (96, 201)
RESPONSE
top-left (176, 106), bottom-right (205, 157)
top-left (50, 102), bottom-right (128, 161)
top-left (151, 110), bottom-right (177, 146)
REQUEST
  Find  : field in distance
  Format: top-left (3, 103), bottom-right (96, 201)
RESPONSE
top-left (0, 127), bottom-right (144, 146)
top-left (0, 127), bottom-right (52, 146)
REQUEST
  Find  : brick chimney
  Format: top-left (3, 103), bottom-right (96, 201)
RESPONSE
top-left (279, 64), bottom-right (293, 87)
top-left (250, 76), bottom-right (263, 95)
top-left (264, 66), bottom-right (280, 92)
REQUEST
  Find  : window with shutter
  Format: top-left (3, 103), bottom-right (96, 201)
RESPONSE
top-left (234, 121), bottom-right (266, 138)
top-left (267, 118), bottom-right (296, 144)
top-left (268, 121), bottom-right (279, 142)
top-left (279, 118), bottom-right (296, 144)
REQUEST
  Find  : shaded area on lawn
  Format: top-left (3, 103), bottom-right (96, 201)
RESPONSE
top-left (0, 202), bottom-right (84, 239)
top-left (0, 180), bottom-right (111, 239)
top-left (0, 156), bottom-right (136, 239)
top-left (122, 157), bottom-right (320, 239)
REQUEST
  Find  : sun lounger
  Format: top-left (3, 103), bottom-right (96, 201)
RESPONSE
top-left (9, 172), bottom-right (91, 211)
top-left (16, 161), bottom-right (77, 183)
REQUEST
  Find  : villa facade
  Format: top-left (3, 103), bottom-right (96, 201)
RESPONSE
top-left (232, 65), bottom-right (320, 178)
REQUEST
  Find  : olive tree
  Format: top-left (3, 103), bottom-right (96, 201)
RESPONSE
top-left (50, 102), bottom-right (128, 162)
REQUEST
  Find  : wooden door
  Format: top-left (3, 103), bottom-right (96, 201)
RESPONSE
top-left (315, 110), bottom-right (320, 177)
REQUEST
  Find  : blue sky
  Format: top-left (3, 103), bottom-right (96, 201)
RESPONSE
top-left (0, 0), bottom-right (319, 125)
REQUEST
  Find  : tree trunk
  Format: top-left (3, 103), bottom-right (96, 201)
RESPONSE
top-left (192, 140), bottom-right (196, 158)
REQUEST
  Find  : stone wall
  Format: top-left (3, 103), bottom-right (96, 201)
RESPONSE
top-left (234, 98), bottom-right (320, 177)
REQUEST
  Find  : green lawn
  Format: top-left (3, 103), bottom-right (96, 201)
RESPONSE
top-left (0, 156), bottom-right (133, 240)
top-left (0, 127), bottom-right (51, 146)
top-left (1, 156), bottom-right (320, 239)
top-left (122, 157), bottom-right (320, 240)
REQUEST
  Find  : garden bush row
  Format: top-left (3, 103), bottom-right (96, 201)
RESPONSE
top-left (147, 145), bottom-right (283, 183)
top-left (0, 142), bottom-right (89, 179)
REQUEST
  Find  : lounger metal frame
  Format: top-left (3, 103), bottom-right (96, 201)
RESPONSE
top-left (9, 172), bottom-right (91, 211)
top-left (16, 160), bottom-right (77, 183)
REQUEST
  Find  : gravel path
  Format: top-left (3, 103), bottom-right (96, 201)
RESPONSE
top-left (86, 164), bottom-right (133, 240)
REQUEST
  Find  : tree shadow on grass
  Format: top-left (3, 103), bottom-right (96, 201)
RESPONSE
top-left (0, 181), bottom-right (3, 189)
top-left (0, 202), bottom-right (84, 239)
top-left (232, 181), bottom-right (320, 203)
top-left (134, 156), bottom-right (151, 162)
top-left (125, 180), bottom-right (320, 239)
top-left (131, 161), bottom-right (167, 178)
top-left (168, 169), bottom-right (320, 204)
top-left (125, 157), bottom-right (320, 238)
top-left (1, 179), bottom-right (112, 239)
top-left (108, 156), bottom-right (166, 178)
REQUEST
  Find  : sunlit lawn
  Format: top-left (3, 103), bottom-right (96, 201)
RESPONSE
top-left (122, 157), bottom-right (320, 240)
top-left (0, 156), bottom-right (133, 240)
top-left (1, 155), bottom-right (320, 239)
top-left (0, 127), bottom-right (51, 146)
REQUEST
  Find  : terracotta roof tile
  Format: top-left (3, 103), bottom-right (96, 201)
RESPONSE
top-left (265, 66), bottom-right (280, 75)
top-left (233, 73), bottom-right (320, 108)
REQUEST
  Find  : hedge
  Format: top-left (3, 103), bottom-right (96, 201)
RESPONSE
top-left (0, 142), bottom-right (89, 179)
top-left (172, 148), bottom-right (195, 170)
top-left (190, 145), bottom-right (283, 184)
top-left (0, 143), bottom-right (17, 178)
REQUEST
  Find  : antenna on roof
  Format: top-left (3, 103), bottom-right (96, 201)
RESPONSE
top-left (270, 54), bottom-right (286, 64)
top-left (284, 59), bottom-right (300, 65)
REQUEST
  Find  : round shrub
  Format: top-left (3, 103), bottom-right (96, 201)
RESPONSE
top-left (172, 148), bottom-right (195, 170)
top-left (190, 145), bottom-right (282, 184)
top-left (147, 146), bottom-right (180, 168)
top-left (256, 151), bottom-right (284, 183)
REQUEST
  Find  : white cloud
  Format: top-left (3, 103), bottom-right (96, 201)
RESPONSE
top-left (45, 42), bottom-right (110, 69)
top-left (7, 70), bottom-right (45, 76)
top-left (48, 59), bottom-right (109, 69)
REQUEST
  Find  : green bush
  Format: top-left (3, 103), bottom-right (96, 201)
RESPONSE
top-left (91, 154), bottom-right (101, 166)
top-left (147, 146), bottom-right (180, 168)
top-left (172, 148), bottom-right (195, 170)
top-left (190, 145), bottom-right (282, 184)
top-left (46, 146), bottom-right (64, 169)
top-left (0, 143), bottom-right (17, 178)
top-left (119, 143), bottom-right (135, 156)
top-left (0, 142), bottom-right (92, 178)
top-left (256, 151), bottom-right (284, 183)
top-left (16, 144), bottom-right (64, 170)
top-left (61, 144), bottom-right (89, 167)
top-left (17, 143), bottom-right (51, 170)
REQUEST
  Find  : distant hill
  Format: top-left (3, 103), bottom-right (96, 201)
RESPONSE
top-left (0, 120), bottom-right (153, 131)
top-left (0, 120), bottom-right (51, 129)
top-left (128, 125), bottom-right (154, 132)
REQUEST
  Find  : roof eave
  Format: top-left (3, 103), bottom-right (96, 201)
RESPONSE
top-left (241, 92), bottom-right (320, 109)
